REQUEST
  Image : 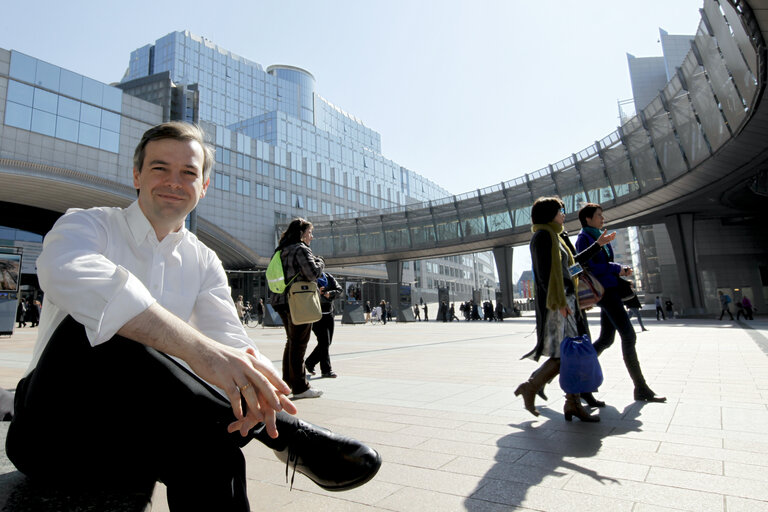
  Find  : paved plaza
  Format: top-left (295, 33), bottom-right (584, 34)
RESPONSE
top-left (1, 312), bottom-right (767, 511)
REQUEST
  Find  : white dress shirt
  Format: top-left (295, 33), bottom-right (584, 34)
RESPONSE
top-left (28, 200), bottom-right (272, 390)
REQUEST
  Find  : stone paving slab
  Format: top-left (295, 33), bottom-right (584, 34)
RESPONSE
top-left (0, 314), bottom-right (767, 511)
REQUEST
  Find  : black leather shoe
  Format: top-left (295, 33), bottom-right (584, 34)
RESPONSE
top-left (581, 392), bottom-right (606, 408)
top-left (257, 415), bottom-right (382, 491)
top-left (321, 372), bottom-right (338, 378)
top-left (634, 387), bottom-right (666, 403)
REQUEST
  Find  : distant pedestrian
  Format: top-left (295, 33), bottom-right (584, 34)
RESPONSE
top-left (306, 272), bottom-right (342, 379)
top-left (256, 298), bottom-right (265, 326)
top-left (625, 294), bottom-right (648, 332)
top-left (16, 299), bottom-right (26, 328)
top-left (449, 303), bottom-right (459, 321)
top-left (413, 304), bottom-right (421, 321)
top-left (25, 299), bottom-right (39, 328)
top-left (422, 302), bottom-right (428, 321)
top-left (718, 291), bottom-right (734, 321)
top-left (380, 300), bottom-right (388, 325)
top-left (664, 299), bottom-right (674, 319)
top-left (654, 296), bottom-right (665, 321)
top-left (364, 301), bottom-right (372, 323)
top-left (741, 296), bottom-right (754, 320)
top-left (235, 295), bottom-right (245, 324)
top-left (495, 301), bottom-right (505, 321)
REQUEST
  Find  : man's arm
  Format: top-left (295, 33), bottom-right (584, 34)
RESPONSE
top-left (118, 303), bottom-right (297, 438)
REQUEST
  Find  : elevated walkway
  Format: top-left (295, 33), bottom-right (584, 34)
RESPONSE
top-left (311, 0), bottom-right (768, 266)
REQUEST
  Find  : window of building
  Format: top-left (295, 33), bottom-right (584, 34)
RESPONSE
top-left (236, 178), bottom-right (250, 196)
top-left (214, 172), bottom-right (230, 191)
top-left (253, 183), bottom-right (268, 200)
top-left (274, 188), bottom-right (287, 204)
top-left (322, 202), bottom-right (332, 215)
top-left (291, 193), bottom-right (304, 209)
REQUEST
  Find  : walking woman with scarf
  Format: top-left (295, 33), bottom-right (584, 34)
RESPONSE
top-left (575, 203), bottom-right (665, 403)
top-left (515, 197), bottom-right (615, 421)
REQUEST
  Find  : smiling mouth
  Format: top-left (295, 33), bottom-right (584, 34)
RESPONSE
top-left (157, 193), bottom-right (187, 201)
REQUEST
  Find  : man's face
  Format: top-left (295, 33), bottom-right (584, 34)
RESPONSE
top-left (586, 209), bottom-right (605, 229)
top-left (133, 138), bottom-right (209, 236)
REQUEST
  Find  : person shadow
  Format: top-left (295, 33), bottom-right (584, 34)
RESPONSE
top-left (464, 400), bottom-right (648, 510)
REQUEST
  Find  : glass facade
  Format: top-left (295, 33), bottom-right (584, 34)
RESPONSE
top-left (5, 51), bottom-right (122, 153)
top-left (122, 30), bottom-right (442, 216)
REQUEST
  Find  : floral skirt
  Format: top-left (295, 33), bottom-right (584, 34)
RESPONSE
top-left (540, 294), bottom-right (578, 359)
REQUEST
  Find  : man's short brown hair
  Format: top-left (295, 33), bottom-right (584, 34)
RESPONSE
top-left (133, 122), bottom-right (215, 181)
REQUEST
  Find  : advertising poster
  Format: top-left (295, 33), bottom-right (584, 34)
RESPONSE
top-left (0, 253), bottom-right (21, 292)
top-left (346, 281), bottom-right (362, 302)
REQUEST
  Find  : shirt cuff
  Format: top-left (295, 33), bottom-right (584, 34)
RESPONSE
top-left (86, 266), bottom-right (157, 345)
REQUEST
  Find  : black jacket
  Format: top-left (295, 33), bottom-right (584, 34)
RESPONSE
top-left (319, 273), bottom-right (342, 314)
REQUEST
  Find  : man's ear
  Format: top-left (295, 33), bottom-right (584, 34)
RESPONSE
top-left (200, 176), bottom-right (210, 198)
top-left (133, 167), bottom-right (141, 189)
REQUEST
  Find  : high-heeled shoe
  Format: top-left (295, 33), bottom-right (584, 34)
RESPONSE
top-left (515, 358), bottom-right (560, 417)
top-left (634, 387), bottom-right (666, 402)
top-left (581, 392), bottom-right (606, 408)
top-left (514, 382), bottom-right (540, 417)
top-left (564, 394), bottom-right (600, 422)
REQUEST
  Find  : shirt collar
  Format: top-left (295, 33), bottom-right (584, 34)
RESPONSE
top-left (125, 200), bottom-right (187, 247)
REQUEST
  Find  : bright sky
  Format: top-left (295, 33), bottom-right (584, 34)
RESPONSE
top-left (1, 0), bottom-right (704, 279)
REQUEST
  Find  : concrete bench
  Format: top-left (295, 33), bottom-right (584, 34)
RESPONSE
top-left (0, 422), bottom-right (156, 511)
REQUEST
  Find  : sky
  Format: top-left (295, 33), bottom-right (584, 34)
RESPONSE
top-left (1, 0), bottom-right (705, 279)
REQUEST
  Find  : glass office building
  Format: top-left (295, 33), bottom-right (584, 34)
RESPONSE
top-left (121, 30), bottom-right (496, 302)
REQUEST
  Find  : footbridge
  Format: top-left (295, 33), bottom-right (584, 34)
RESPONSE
top-left (310, 0), bottom-right (768, 314)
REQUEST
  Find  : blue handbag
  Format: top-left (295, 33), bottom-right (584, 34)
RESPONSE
top-left (559, 335), bottom-right (603, 394)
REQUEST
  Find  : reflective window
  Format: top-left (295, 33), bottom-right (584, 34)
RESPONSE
top-left (78, 123), bottom-right (100, 147)
top-left (81, 77), bottom-right (103, 104)
top-left (33, 88), bottom-right (58, 114)
top-left (102, 86), bottom-right (122, 112)
top-left (7, 81), bottom-right (34, 106)
top-left (59, 69), bottom-right (83, 99)
top-left (57, 96), bottom-right (80, 120)
top-left (5, 58), bottom-right (121, 153)
top-left (4, 102), bottom-right (32, 130)
top-left (100, 129), bottom-right (119, 153)
top-left (9, 51), bottom-right (36, 82)
top-left (101, 111), bottom-right (121, 132)
top-left (55, 116), bottom-right (79, 142)
top-left (80, 103), bottom-right (101, 126)
top-left (35, 60), bottom-right (60, 90)
top-left (31, 109), bottom-right (56, 137)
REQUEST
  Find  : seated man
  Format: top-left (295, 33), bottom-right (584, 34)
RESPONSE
top-left (5, 122), bottom-right (380, 511)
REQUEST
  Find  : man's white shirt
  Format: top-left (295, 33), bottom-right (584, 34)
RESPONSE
top-left (29, 200), bottom-right (272, 391)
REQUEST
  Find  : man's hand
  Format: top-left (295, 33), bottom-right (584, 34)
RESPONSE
top-left (559, 306), bottom-right (572, 318)
top-left (119, 303), bottom-right (298, 438)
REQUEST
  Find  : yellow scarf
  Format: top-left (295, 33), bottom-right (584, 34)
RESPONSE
top-left (531, 221), bottom-right (576, 311)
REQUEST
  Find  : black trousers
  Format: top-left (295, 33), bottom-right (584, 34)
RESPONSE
top-left (276, 308), bottom-right (312, 394)
top-left (306, 313), bottom-right (334, 374)
top-left (6, 316), bottom-right (251, 512)
top-left (593, 288), bottom-right (649, 391)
